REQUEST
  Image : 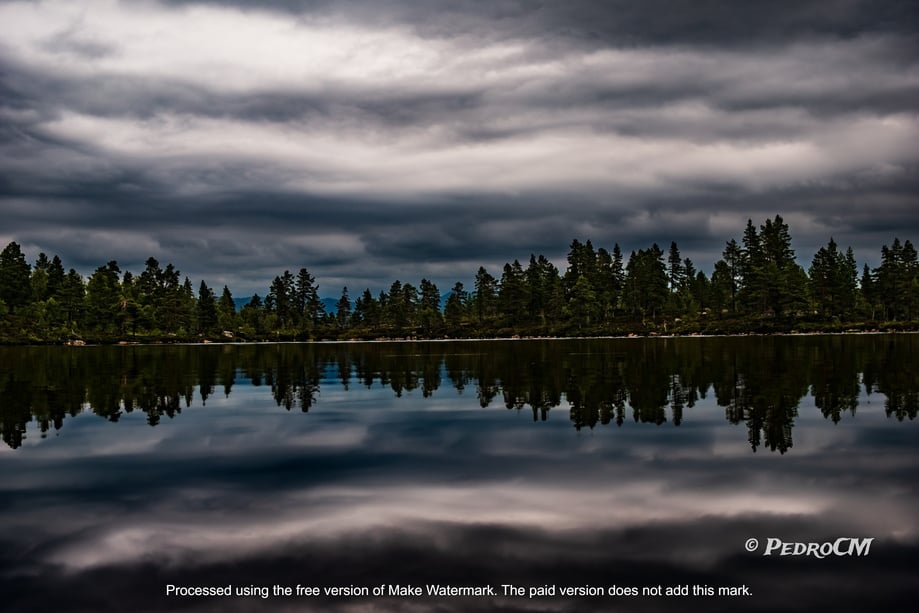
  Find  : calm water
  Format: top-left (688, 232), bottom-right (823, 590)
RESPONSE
top-left (1, 336), bottom-right (917, 612)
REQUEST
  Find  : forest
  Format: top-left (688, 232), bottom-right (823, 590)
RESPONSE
top-left (0, 215), bottom-right (916, 343)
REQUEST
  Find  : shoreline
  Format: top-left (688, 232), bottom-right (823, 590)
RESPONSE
top-left (0, 327), bottom-right (911, 348)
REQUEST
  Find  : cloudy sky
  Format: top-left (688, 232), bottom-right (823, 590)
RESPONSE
top-left (1, 0), bottom-right (917, 296)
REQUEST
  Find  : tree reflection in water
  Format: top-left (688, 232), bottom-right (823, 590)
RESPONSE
top-left (1, 334), bottom-right (916, 451)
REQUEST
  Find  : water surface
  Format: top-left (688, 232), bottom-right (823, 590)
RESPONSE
top-left (1, 336), bottom-right (917, 611)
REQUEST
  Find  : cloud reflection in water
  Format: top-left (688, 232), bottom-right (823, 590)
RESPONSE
top-left (1, 338), bottom-right (917, 611)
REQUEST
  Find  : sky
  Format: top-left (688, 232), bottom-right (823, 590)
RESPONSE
top-left (1, 0), bottom-right (917, 297)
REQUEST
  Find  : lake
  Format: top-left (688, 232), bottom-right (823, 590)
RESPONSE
top-left (1, 335), bottom-right (917, 612)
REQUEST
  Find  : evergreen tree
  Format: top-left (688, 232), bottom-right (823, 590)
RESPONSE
top-left (623, 245), bottom-right (668, 321)
top-left (595, 247), bottom-right (617, 323)
top-left (120, 270), bottom-right (140, 336)
top-left (33, 252), bottom-right (50, 273)
top-left (444, 281), bottom-right (468, 331)
top-left (525, 254), bottom-right (560, 327)
top-left (0, 242), bottom-right (32, 311)
top-left (682, 258), bottom-right (696, 288)
top-left (353, 288), bottom-right (380, 329)
top-left (418, 278), bottom-right (442, 335)
top-left (134, 257), bottom-right (187, 331)
top-left (217, 285), bottom-right (236, 332)
top-left (808, 238), bottom-right (857, 319)
top-left (179, 277), bottom-right (196, 333)
top-left (30, 252), bottom-right (52, 302)
top-left (197, 280), bottom-right (218, 335)
top-left (384, 280), bottom-right (406, 330)
top-left (565, 274), bottom-right (599, 330)
top-left (48, 255), bottom-right (65, 298)
top-left (876, 238), bottom-right (918, 320)
top-left (473, 267), bottom-right (497, 324)
top-left (240, 294), bottom-right (264, 335)
top-left (739, 220), bottom-right (763, 313)
top-left (61, 269), bottom-right (85, 328)
top-left (267, 271), bottom-right (295, 329)
top-left (722, 239), bottom-right (742, 312)
top-left (402, 282), bottom-right (419, 330)
top-left (498, 260), bottom-right (527, 327)
top-left (667, 241), bottom-right (684, 292)
top-left (30, 264), bottom-right (49, 304)
top-left (690, 270), bottom-right (710, 314)
top-left (859, 264), bottom-right (877, 320)
top-left (84, 261), bottom-right (122, 333)
top-left (907, 241), bottom-right (919, 320)
top-left (294, 268), bottom-right (323, 330)
top-left (335, 286), bottom-right (351, 329)
top-left (137, 257), bottom-right (163, 330)
top-left (611, 243), bottom-right (625, 303)
top-left (153, 263), bottom-right (184, 333)
top-left (564, 239), bottom-right (597, 299)
top-left (739, 216), bottom-right (808, 318)
top-left (710, 260), bottom-right (733, 316)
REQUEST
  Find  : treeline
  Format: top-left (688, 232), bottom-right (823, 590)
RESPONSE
top-left (0, 215), bottom-right (916, 342)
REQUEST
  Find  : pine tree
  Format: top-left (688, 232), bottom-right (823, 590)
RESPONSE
top-left (241, 294), bottom-right (264, 335)
top-left (119, 271), bottom-right (140, 337)
top-left (667, 241), bottom-right (684, 293)
top-left (197, 280), bottom-right (218, 335)
top-left (739, 216), bottom-right (807, 318)
top-left (444, 281), bottom-right (468, 332)
top-left (384, 280), bottom-right (406, 330)
top-left (710, 260), bottom-right (733, 316)
top-left (473, 267), bottom-right (497, 324)
top-left (179, 277), bottom-right (196, 333)
top-left (859, 263), bottom-right (877, 320)
top-left (335, 287), bottom-right (351, 329)
top-left (623, 245), bottom-right (668, 321)
top-left (267, 271), bottom-right (295, 329)
top-left (595, 247), bottom-right (616, 323)
top-left (137, 257), bottom-right (163, 330)
top-left (84, 261), bottom-right (122, 333)
top-left (418, 278), bottom-right (442, 335)
top-left (498, 260), bottom-right (527, 327)
top-left (60, 269), bottom-right (85, 328)
top-left (0, 242), bottom-right (32, 311)
top-left (152, 263), bottom-right (184, 333)
top-left (48, 255), bottom-right (65, 298)
top-left (611, 243), bottom-right (625, 301)
top-left (354, 288), bottom-right (380, 329)
top-left (30, 252), bottom-right (52, 302)
top-left (566, 274), bottom-right (599, 330)
top-left (690, 270), bottom-right (710, 314)
top-left (722, 239), bottom-right (742, 313)
top-left (525, 254), bottom-right (560, 327)
top-left (876, 238), bottom-right (919, 320)
top-left (294, 268), bottom-right (323, 331)
top-left (217, 285), bottom-right (236, 332)
top-left (402, 282), bottom-right (419, 330)
top-left (809, 238), bottom-right (857, 319)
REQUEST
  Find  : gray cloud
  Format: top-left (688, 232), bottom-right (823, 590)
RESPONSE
top-left (0, 0), bottom-right (916, 295)
top-left (156, 0), bottom-right (919, 47)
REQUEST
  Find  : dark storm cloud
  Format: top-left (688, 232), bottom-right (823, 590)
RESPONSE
top-left (158, 0), bottom-right (919, 48)
top-left (0, 0), bottom-right (916, 294)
